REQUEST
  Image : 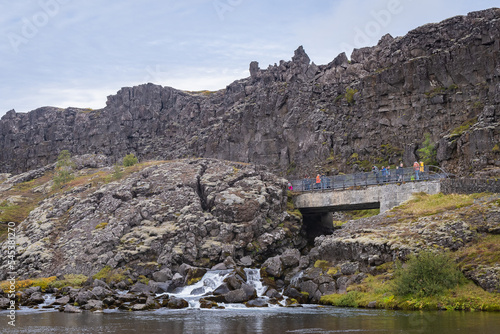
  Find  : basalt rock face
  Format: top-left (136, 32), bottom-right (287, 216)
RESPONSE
top-left (1, 9), bottom-right (500, 176)
top-left (0, 159), bottom-right (305, 280)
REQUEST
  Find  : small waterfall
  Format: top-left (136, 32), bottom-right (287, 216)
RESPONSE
top-left (290, 271), bottom-right (304, 287)
top-left (244, 268), bottom-right (266, 297)
top-left (165, 268), bottom-right (268, 308)
top-left (167, 270), bottom-right (231, 307)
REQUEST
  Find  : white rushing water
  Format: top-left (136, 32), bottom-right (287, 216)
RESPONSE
top-left (164, 268), bottom-right (275, 308)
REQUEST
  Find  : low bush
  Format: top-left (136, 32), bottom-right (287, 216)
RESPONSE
top-left (393, 251), bottom-right (465, 297)
top-left (123, 153), bottom-right (138, 167)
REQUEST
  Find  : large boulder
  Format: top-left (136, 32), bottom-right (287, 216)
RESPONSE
top-left (280, 249), bottom-right (301, 268)
top-left (167, 297), bottom-right (189, 309)
top-left (64, 304), bottom-right (82, 313)
top-left (129, 283), bottom-right (153, 295)
top-left (185, 267), bottom-right (207, 286)
top-left (27, 292), bottom-right (45, 305)
top-left (224, 289), bottom-right (251, 303)
top-left (262, 256), bottom-right (284, 278)
top-left (82, 300), bottom-right (103, 311)
top-left (213, 283), bottom-right (231, 295)
top-left (91, 286), bottom-right (112, 299)
top-left (75, 290), bottom-right (96, 306)
top-left (152, 269), bottom-right (173, 283)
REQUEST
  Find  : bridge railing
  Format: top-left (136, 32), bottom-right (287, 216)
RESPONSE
top-left (289, 166), bottom-right (447, 192)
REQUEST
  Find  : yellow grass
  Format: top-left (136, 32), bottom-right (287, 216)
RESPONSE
top-left (392, 192), bottom-right (474, 217)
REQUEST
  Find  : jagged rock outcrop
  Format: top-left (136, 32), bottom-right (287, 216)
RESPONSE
top-left (1, 9), bottom-right (499, 177)
top-left (0, 158), bottom-right (306, 280)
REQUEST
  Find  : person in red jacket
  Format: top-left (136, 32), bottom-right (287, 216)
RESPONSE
top-left (413, 161), bottom-right (420, 181)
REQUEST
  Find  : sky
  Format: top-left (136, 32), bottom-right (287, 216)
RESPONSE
top-left (0, 0), bottom-right (498, 117)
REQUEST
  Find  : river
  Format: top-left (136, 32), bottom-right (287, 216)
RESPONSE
top-left (3, 306), bottom-right (500, 334)
top-left (3, 269), bottom-right (500, 333)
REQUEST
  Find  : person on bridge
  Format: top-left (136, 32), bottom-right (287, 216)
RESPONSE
top-left (420, 161), bottom-right (425, 180)
top-left (372, 165), bottom-right (380, 184)
top-left (386, 165), bottom-right (391, 182)
top-left (396, 163), bottom-right (403, 183)
top-left (413, 161), bottom-right (420, 181)
top-left (303, 175), bottom-right (310, 191)
top-left (316, 174), bottom-right (321, 190)
top-left (325, 174), bottom-right (331, 189)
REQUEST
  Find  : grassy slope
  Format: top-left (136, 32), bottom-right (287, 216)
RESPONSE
top-left (0, 160), bottom-right (166, 242)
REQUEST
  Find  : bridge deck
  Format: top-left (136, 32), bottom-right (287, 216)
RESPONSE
top-left (293, 180), bottom-right (442, 213)
top-left (289, 167), bottom-right (447, 193)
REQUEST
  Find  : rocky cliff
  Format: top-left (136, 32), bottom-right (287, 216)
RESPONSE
top-left (0, 158), bottom-right (305, 280)
top-left (1, 8), bottom-right (499, 177)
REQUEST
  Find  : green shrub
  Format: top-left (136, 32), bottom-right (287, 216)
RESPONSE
top-left (393, 251), bottom-right (464, 297)
top-left (53, 150), bottom-right (75, 189)
top-left (112, 164), bottom-right (123, 179)
top-left (123, 153), bottom-right (138, 167)
top-left (417, 133), bottom-right (437, 165)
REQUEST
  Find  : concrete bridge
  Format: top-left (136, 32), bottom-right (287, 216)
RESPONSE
top-left (293, 180), bottom-right (442, 237)
top-left (294, 180), bottom-right (441, 213)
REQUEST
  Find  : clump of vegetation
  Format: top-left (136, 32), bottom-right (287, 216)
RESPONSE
top-left (0, 201), bottom-right (33, 224)
top-left (455, 234), bottom-right (500, 270)
top-left (122, 153), bottom-right (138, 167)
top-left (393, 251), bottom-right (465, 297)
top-left (321, 273), bottom-right (500, 311)
top-left (417, 133), bottom-right (437, 165)
top-left (425, 85), bottom-right (458, 98)
top-left (93, 266), bottom-right (128, 284)
top-left (0, 274), bottom-right (90, 292)
top-left (314, 260), bottom-right (330, 270)
top-left (286, 190), bottom-right (302, 219)
top-left (112, 164), bottom-right (124, 180)
top-left (472, 100), bottom-right (484, 111)
top-left (450, 117), bottom-right (478, 137)
top-left (345, 88), bottom-right (359, 105)
top-left (95, 222), bottom-right (108, 230)
top-left (50, 274), bottom-right (89, 289)
top-left (53, 150), bottom-right (75, 189)
top-left (344, 209), bottom-right (380, 220)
